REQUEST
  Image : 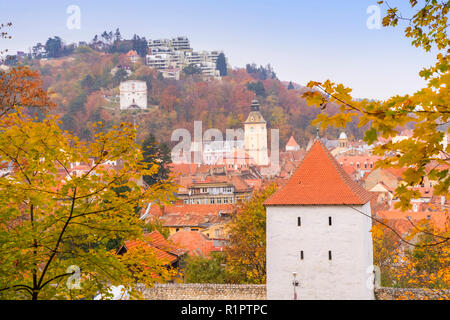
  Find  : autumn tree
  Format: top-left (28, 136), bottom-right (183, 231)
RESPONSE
top-left (183, 253), bottom-right (228, 284)
top-left (372, 222), bottom-right (402, 286)
top-left (226, 184), bottom-right (277, 284)
top-left (0, 111), bottom-right (176, 300)
top-left (389, 220), bottom-right (450, 299)
top-left (0, 66), bottom-right (54, 118)
top-left (302, 0), bottom-right (449, 211)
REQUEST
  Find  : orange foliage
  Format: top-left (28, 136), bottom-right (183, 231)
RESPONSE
top-left (0, 66), bottom-right (54, 117)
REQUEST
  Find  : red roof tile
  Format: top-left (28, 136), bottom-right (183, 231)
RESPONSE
top-left (122, 231), bottom-right (187, 264)
top-left (377, 211), bottom-right (449, 234)
top-left (264, 140), bottom-right (374, 205)
top-left (148, 204), bottom-right (236, 217)
top-left (169, 231), bottom-right (221, 257)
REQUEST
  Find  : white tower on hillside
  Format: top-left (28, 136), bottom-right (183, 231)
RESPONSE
top-left (264, 140), bottom-right (375, 300)
top-left (244, 99), bottom-right (269, 166)
top-left (120, 80), bottom-right (147, 110)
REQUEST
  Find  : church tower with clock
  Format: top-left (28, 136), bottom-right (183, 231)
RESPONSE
top-left (244, 99), bottom-right (269, 166)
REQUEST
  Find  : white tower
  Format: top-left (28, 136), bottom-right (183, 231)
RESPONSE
top-left (264, 140), bottom-right (375, 300)
top-left (244, 100), bottom-right (269, 166)
top-left (120, 80), bottom-right (147, 110)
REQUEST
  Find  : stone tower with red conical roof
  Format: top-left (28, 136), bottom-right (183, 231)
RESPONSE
top-left (264, 139), bottom-right (375, 300)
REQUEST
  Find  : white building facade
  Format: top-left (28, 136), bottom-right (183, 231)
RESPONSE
top-left (264, 140), bottom-right (375, 300)
top-left (119, 80), bottom-right (147, 110)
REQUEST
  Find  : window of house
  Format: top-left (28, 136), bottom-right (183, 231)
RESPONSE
top-left (298, 217), bottom-right (301, 227)
top-left (300, 251), bottom-right (304, 260)
top-left (328, 251), bottom-right (332, 260)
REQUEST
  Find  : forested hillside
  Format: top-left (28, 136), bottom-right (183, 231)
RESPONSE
top-left (23, 46), bottom-right (367, 147)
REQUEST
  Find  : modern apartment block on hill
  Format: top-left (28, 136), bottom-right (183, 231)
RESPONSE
top-left (146, 36), bottom-right (225, 80)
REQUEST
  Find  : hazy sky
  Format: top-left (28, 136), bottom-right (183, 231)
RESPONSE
top-left (0, 0), bottom-right (440, 99)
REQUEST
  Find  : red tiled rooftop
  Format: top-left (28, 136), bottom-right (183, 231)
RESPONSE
top-left (169, 163), bottom-right (198, 176)
top-left (122, 231), bottom-right (187, 264)
top-left (377, 210), bottom-right (449, 234)
top-left (148, 204), bottom-right (236, 217)
top-left (264, 140), bottom-right (374, 206)
top-left (169, 231), bottom-right (221, 257)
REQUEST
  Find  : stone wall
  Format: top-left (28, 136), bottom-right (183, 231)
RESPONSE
top-left (375, 287), bottom-right (450, 300)
top-left (139, 284), bottom-right (266, 300)
top-left (138, 284), bottom-right (449, 300)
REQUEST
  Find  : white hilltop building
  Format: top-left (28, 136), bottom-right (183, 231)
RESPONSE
top-left (120, 80), bottom-right (147, 110)
top-left (244, 100), bottom-right (269, 166)
top-left (264, 140), bottom-right (375, 300)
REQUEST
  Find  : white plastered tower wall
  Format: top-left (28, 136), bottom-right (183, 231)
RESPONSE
top-left (120, 80), bottom-right (147, 110)
top-left (266, 202), bottom-right (374, 300)
top-left (244, 100), bottom-right (269, 166)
